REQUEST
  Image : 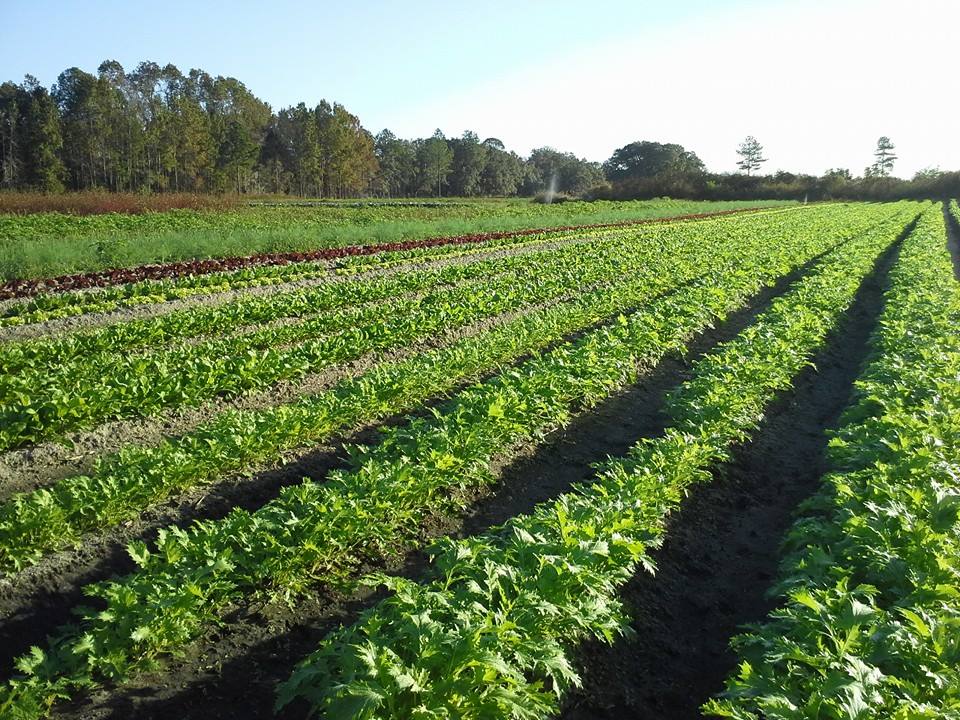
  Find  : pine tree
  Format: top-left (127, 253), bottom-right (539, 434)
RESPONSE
top-left (872, 136), bottom-right (897, 177)
top-left (736, 136), bottom-right (767, 176)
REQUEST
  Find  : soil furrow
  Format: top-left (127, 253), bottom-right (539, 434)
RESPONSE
top-left (940, 201), bottom-right (960, 280)
top-left (41, 246), bottom-right (835, 720)
top-left (560, 234), bottom-right (901, 720)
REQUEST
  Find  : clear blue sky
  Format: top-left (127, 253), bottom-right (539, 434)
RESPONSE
top-left (2, 0), bottom-right (734, 115)
top-left (3, 0), bottom-right (957, 176)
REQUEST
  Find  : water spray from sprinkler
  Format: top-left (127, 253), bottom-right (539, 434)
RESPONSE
top-left (544, 171), bottom-right (559, 204)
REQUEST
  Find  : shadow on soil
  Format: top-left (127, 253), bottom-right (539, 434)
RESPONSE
top-left (940, 201), bottom-right (960, 280)
top-left (560, 230), bottom-right (906, 720)
top-left (43, 239), bottom-right (860, 720)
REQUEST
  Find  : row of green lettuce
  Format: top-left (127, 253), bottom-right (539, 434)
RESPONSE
top-left (702, 203), bottom-right (960, 717)
top-left (0, 205), bottom-right (896, 719)
top-left (0, 204), bottom-right (876, 573)
top-left (0, 219), bottom-right (721, 571)
top-left (0, 220), bottom-right (633, 328)
top-left (0, 209), bottom-right (855, 453)
top-left (269, 202), bottom-right (922, 719)
top-left (0, 226), bottom-right (623, 374)
top-left (0, 222), bottom-right (694, 450)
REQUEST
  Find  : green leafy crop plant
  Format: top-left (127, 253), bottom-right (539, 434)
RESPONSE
top-left (0, 225), bottom-right (632, 375)
top-left (273, 204), bottom-right (928, 720)
top-left (704, 205), bottom-right (960, 719)
top-left (0, 203), bottom-right (917, 718)
top-left (0, 226), bottom-right (690, 448)
top-left (0, 221), bottom-right (618, 328)
top-left (0, 206), bottom-right (871, 571)
top-left (0, 198), bottom-right (790, 281)
top-left (0, 207), bottom-right (856, 451)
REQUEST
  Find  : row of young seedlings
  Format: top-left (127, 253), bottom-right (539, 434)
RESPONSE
top-left (0, 206), bottom-right (903, 718)
top-left (272, 203), bottom-right (925, 719)
top-left (1, 208), bottom-right (772, 328)
top-left (0, 223), bottom-right (695, 450)
top-left (0, 204), bottom-right (864, 572)
top-left (704, 205), bottom-right (960, 718)
top-left (0, 257), bottom-right (330, 329)
top-left (2, 209), bottom-right (799, 372)
top-left (0, 229), bottom-right (614, 375)
top-left (0, 224), bottom-right (591, 327)
top-left (327, 204), bottom-right (790, 276)
top-left (0, 208), bottom-right (851, 452)
top-left (0, 221), bottom-right (645, 373)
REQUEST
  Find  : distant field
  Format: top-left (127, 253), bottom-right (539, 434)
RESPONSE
top-left (3, 200), bottom-right (956, 720)
top-left (0, 198), bottom-right (790, 281)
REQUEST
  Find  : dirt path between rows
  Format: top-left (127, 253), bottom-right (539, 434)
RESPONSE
top-left (39, 244), bottom-right (840, 720)
top-left (560, 235), bottom-right (900, 719)
top-left (940, 200), bottom-right (960, 280)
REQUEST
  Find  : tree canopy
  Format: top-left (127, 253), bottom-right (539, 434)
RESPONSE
top-left (602, 141), bottom-right (704, 182)
top-left (736, 136), bottom-right (767, 176)
top-left (0, 59), bottom-right (602, 198)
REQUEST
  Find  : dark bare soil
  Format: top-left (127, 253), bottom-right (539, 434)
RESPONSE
top-left (0, 302), bottom-right (549, 666)
top-left (36, 243), bottom-right (846, 720)
top-left (941, 201), bottom-right (960, 280)
top-left (560, 235), bottom-right (902, 720)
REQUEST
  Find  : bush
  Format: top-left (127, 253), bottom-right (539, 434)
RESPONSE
top-left (531, 191), bottom-right (575, 204)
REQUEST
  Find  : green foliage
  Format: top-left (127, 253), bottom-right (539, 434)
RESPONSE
top-left (0, 206), bottom-right (817, 571)
top-left (705, 204), bottom-right (960, 719)
top-left (273, 204), bottom-right (925, 719)
top-left (0, 202), bottom-right (910, 718)
top-left (0, 218), bottom-right (741, 451)
top-left (870, 135), bottom-right (898, 178)
top-left (603, 140), bottom-right (705, 182)
top-left (736, 136), bottom-right (767, 176)
top-left (0, 221), bottom-right (621, 328)
top-left (0, 198), bottom-right (787, 280)
top-left (0, 77), bottom-right (65, 193)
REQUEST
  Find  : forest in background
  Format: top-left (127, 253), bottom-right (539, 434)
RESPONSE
top-left (3, 60), bottom-right (959, 203)
top-left (0, 60), bottom-right (593, 199)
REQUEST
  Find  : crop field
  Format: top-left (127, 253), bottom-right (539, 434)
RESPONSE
top-left (0, 198), bottom-right (786, 283)
top-left (0, 200), bottom-right (958, 720)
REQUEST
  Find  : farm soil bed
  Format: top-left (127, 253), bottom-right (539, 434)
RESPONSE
top-left (560, 236), bottom-right (898, 720)
top-left (41, 244), bottom-right (826, 720)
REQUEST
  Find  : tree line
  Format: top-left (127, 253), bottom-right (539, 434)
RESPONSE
top-left (594, 136), bottom-right (960, 202)
top-left (2, 60), bottom-right (954, 202)
top-left (0, 60), bottom-right (604, 197)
